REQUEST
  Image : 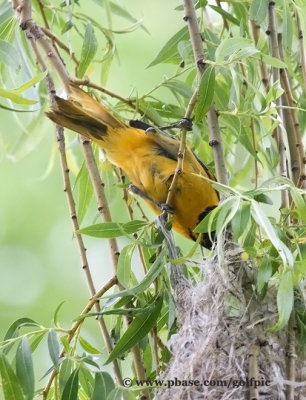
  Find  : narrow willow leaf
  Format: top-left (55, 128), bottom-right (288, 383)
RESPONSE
top-left (0, 353), bottom-right (25, 400)
top-left (257, 256), bottom-right (272, 292)
top-left (103, 247), bottom-right (166, 301)
top-left (251, 201), bottom-right (294, 267)
top-left (78, 220), bottom-right (147, 238)
top-left (61, 369), bottom-right (79, 400)
top-left (215, 37), bottom-right (253, 63)
top-left (53, 301), bottom-right (66, 328)
top-left (249, 0), bottom-right (268, 23)
top-left (163, 80), bottom-right (193, 99)
top-left (257, 53), bottom-right (286, 69)
top-left (3, 318), bottom-right (40, 355)
top-left (271, 270), bottom-right (294, 331)
top-left (105, 296), bottom-right (163, 364)
top-left (148, 26), bottom-right (189, 67)
top-left (12, 71), bottom-right (47, 94)
top-left (0, 16), bottom-right (17, 42)
top-left (117, 244), bottom-right (134, 287)
top-left (92, 372), bottom-right (115, 400)
top-left (194, 203), bottom-right (220, 234)
top-left (0, 88), bottom-right (36, 105)
top-left (30, 331), bottom-right (46, 353)
top-left (79, 336), bottom-right (100, 355)
top-left (77, 164), bottom-right (93, 225)
top-left (79, 367), bottom-right (94, 398)
top-left (194, 66), bottom-right (215, 123)
top-left (59, 359), bottom-right (73, 396)
top-left (209, 5), bottom-right (240, 26)
top-left (16, 337), bottom-right (34, 400)
top-left (77, 23), bottom-right (98, 78)
top-left (48, 329), bottom-right (60, 369)
top-left (282, 0), bottom-right (293, 51)
top-left (289, 186), bottom-right (306, 223)
top-left (232, 202), bottom-right (251, 240)
top-left (216, 197), bottom-right (240, 236)
top-left (0, 39), bottom-right (16, 67)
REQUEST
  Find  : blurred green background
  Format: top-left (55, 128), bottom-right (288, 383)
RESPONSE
top-left (0, 0), bottom-right (200, 381)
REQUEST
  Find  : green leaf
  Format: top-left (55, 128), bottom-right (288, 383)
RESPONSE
top-left (77, 22), bottom-right (98, 78)
top-left (12, 71), bottom-right (47, 94)
top-left (0, 88), bottom-right (37, 105)
top-left (215, 37), bottom-right (254, 63)
top-left (232, 202), bottom-right (251, 240)
top-left (194, 203), bottom-right (220, 234)
top-left (92, 372), bottom-right (115, 400)
top-left (257, 256), bottom-right (272, 293)
top-left (249, 0), bottom-right (268, 24)
top-left (193, 66), bottom-right (215, 123)
top-left (257, 53), bottom-right (287, 69)
top-left (53, 301), bottom-right (66, 328)
top-left (48, 329), bottom-right (60, 369)
top-left (0, 353), bottom-right (25, 400)
top-left (79, 367), bottom-right (94, 398)
top-left (271, 270), bottom-right (294, 331)
top-left (79, 336), bottom-right (100, 355)
top-left (78, 220), bottom-right (147, 238)
top-left (61, 369), bottom-right (79, 400)
top-left (103, 247), bottom-right (166, 301)
top-left (16, 337), bottom-right (34, 400)
top-left (59, 359), bottom-right (73, 396)
top-left (209, 5), bottom-right (240, 26)
top-left (77, 164), bottom-right (93, 225)
top-left (148, 26), bottom-right (189, 67)
top-left (105, 296), bottom-right (163, 364)
top-left (251, 201), bottom-right (294, 267)
top-left (117, 244), bottom-right (134, 287)
top-left (289, 186), bottom-right (306, 223)
top-left (3, 318), bottom-right (40, 355)
top-left (216, 197), bottom-right (240, 236)
top-left (0, 16), bottom-right (17, 42)
top-left (0, 39), bottom-right (16, 68)
top-left (163, 80), bottom-right (193, 99)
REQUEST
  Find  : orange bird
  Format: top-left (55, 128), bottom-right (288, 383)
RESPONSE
top-left (47, 85), bottom-right (219, 248)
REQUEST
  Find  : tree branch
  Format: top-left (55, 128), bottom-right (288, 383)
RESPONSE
top-left (182, 0), bottom-right (228, 186)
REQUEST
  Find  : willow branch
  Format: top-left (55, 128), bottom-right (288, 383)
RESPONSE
top-left (267, 1), bottom-right (289, 208)
top-left (13, 0), bottom-right (71, 93)
top-left (295, 8), bottom-right (306, 90)
top-left (12, 0), bottom-right (124, 392)
top-left (286, 311), bottom-right (297, 400)
top-left (250, 20), bottom-right (270, 91)
top-left (42, 276), bottom-right (118, 398)
top-left (183, 0), bottom-right (228, 186)
top-left (278, 34), bottom-right (301, 185)
top-left (248, 343), bottom-right (259, 400)
top-left (80, 139), bottom-right (150, 399)
top-left (41, 26), bottom-right (79, 66)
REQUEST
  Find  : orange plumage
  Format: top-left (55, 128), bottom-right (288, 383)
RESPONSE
top-left (46, 85), bottom-right (219, 248)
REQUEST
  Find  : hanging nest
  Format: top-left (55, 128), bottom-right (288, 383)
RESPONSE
top-left (156, 241), bottom-right (306, 400)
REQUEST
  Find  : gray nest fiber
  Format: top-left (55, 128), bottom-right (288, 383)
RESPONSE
top-left (156, 242), bottom-right (306, 400)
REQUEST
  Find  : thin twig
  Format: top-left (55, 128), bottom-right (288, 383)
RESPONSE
top-left (267, 1), bottom-right (290, 209)
top-left (42, 276), bottom-right (119, 398)
top-left (183, 0), bottom-right (228, 186)
top-left (41, 26), bottom-right (79, 66)
top-left (278, 34), bottom-right (301, 185)
top-left (80, 139), bottom-right (151, 400)
top-left (248, 343), bottom-right (259, 400)
top-left (250, 20), bottom-right (270, 92)
top-left (286, 311), bottom-right (297, 400)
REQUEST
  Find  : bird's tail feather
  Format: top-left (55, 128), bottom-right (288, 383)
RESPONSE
top-left (46, 84), bottom-right (125, 141)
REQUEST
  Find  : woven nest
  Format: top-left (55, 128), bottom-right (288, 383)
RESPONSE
top-left (156, 242), bottom-right (306, 400)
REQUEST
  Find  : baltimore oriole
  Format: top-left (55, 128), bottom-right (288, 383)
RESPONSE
top-left (46, 85), bottom-right (219, 248)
